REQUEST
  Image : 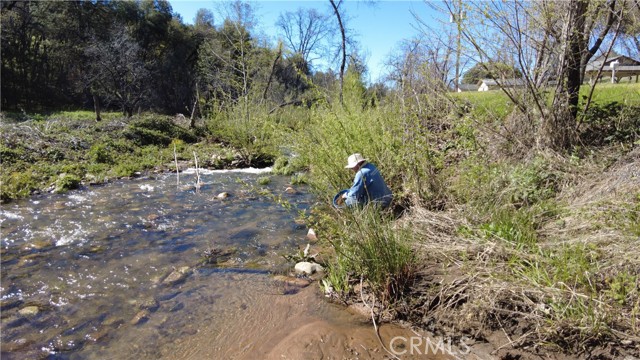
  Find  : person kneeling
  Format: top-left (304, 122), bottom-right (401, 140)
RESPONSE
top-left (342, 153), bottom-right (392, 209)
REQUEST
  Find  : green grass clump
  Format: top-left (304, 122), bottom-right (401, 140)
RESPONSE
top-left (257, 176), bottom-right (271, 185)
top-left (0, 171), bottom-right (39, 201)
top-left (450, 156), bottom-right (559, 213)
top-left (290, 173), bottom-right (308, 185)
top-left (54, 173), bottom-right (81, 193)
top-left (323, 207), bottom-right (416, 303)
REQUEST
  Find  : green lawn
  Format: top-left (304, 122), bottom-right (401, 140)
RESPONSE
top-left (454, 82), bottom-right (640, 120)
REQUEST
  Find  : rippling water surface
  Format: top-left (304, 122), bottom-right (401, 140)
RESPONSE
top-left (0, 170), bottom-right (319, 359)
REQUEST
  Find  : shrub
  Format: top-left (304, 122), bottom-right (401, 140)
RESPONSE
top-left (125, 116), bottom-right (198, 146)
top-left (54, 173), bottom-right (81, 193)
top-left (290, 173), bottom-right (308, 185)
top-left (0, 146), bottom-right (30, 164)
top-left (88, 143), bottom-right (115, 164)
top-left (0, 171), bottom-right (38, 201)
top-left (257, 176), bottom-right (271, 185)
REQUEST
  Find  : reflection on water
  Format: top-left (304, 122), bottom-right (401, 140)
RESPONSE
top-left (0, 171), bottom-right (315, 359)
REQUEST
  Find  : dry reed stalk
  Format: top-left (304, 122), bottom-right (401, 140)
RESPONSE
top-left (193, 151), bottom-right (201, 188)
top-left (174, 143), bottom-right (180, 186)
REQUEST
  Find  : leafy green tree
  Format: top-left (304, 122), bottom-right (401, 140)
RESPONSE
top-left (462, 62), bottom-right (523, 84)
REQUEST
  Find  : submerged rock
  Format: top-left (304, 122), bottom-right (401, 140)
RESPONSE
top-left (18, 306), bottom-right (40, 317)
top-left (130, 310), bottom-right (150, 325)
top-left (272, 275), bottom-right (311, 288)
top-left (102, 317), bottom-right (124, 328)
top-left (137, 298), bottom-right (159, 312)
top-left (2, 337), bottom-right (33, 352)
top-left (86, 328), bottom-right (110, 342)
top-left (294, 261), bottom-right (324, 275)
top-left (162, 266), bottom-right (191, 286)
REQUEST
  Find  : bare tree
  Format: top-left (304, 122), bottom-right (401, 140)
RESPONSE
top-left (276, 7), bottom-right (332, 65)
top-left (437, 0), bottom-right (623, 150)
top-left (84, 27), bottom-right (152, 117)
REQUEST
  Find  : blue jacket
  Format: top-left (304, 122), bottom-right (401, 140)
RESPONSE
top-left (345, 163), bottom-right (392, 208)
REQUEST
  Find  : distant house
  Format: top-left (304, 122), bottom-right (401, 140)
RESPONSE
top-left (477, 78), bottom-right (525, 91)
top-left (585, 54), bottom-right (640, 83)
top-left (457, 84), bottom-right (478, 92)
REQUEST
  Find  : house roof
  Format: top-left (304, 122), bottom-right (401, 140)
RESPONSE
top-left (586, 54), bottom-right (640, 70)
top-left (457, 84), bottom-right (478, 91)
top-left (478, 78), bottom-right (525, 87)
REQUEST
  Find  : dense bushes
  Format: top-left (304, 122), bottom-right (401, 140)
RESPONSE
top-left (125, 116), bottom-right (198, 146)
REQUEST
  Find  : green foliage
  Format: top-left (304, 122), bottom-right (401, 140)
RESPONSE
top-left (462, 61), bottom-right (523, 85)
top-left (322, 256), bottom-right (352, 297)
top-left (54, 173), bottom-right (81, 194)
top-left (0, 145), bottom-right (30, 164)
top-left (257, 176), bottom-right (271, 185)
top-left (605, 272), bottom-right (637, 306)
top-left (290, 173), bottom-right (308, 185)
top-left (0, 171), bottom-right (38, 201)
top-left (125, 116), bottom-right (198, 146)
top-left (451, 156), bottom-right (558, 211)
top-left (88, 143), bottom-right (115, 164)
top-left (579, 102), bottom-right (640, 145)
top-left (510, 243), bottom-right (601, 292)
top-left (454, 91), bottom-right (514, 120)
top-left (481, 208), bottom-right (538, 248)
top-left (271, 156), bottom-right (307, 176)
top-left (324, 207), bottom-right (416, 302)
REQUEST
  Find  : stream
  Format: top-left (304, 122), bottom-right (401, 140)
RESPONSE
top-left (1, 170), bottom-right (450, 360)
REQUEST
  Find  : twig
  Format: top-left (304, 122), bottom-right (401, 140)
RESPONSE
top-left (174, 143), bottom-right (180, 186)
top-left (492, 331), bottom-right (534, 354)
top-left (359, 278), bottom-right (401, 360)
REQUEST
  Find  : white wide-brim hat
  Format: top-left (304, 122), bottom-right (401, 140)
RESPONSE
top-left (345, 153), bottom-right (367, 169)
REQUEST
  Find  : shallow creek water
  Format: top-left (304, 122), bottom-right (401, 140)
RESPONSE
top-left (1, 170), bottom-right (451, 360)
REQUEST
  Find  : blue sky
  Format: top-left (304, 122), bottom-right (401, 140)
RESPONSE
top-left (169, 0), bottom-right (444, 82)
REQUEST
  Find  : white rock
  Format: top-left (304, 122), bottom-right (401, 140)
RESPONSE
top-left (294, 261), bottom-right (324, 275)
top-left (306, 229), bottom-right (317, 241)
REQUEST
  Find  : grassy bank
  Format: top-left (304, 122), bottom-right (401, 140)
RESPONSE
top-left (0, 111), bottom-right (275, 202)
top-left (294, 83), bottom-right (640, 357)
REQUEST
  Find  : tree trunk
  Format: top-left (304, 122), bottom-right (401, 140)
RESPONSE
top-left (542, 0), bottom-right (588, 150)
top-left (262, 43), bottom-right (282, 101)
top-left (189, 81), bottom-right (199, 128)
top-left (329, 0), bottom-right (346, 105)
top-left (93, 94), bottom-right (101, 122)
